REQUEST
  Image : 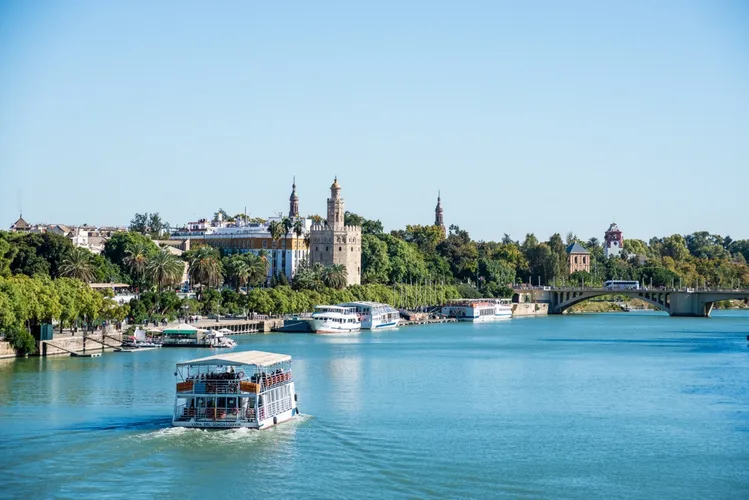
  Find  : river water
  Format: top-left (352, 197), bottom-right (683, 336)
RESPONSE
top-left (1, 311), bottom-right (748, 499)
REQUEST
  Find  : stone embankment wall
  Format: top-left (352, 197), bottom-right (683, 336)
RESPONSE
top-left (0, 341), bottom-right (16, 359)
top-left (512, 303), bottom-right (549, 317)
top-left (40, 331), bottom-right (124, 357)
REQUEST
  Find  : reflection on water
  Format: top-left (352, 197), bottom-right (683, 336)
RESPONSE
top-left (1, 311), bottom-right (748, 499)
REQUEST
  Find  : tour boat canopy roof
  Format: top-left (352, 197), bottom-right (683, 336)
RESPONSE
top-left (177, 350), bottom-right (291, 367)
top-left (162, 323), bottom-right (206, 334)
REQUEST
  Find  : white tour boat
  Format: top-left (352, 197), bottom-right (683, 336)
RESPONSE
top-left (310, 305), bottom-right (361, 334)
top-left (441, 299), bottom-right (513, 322)
top-left (338, 302), bottom-right (401, 330)
top-left (172, 351), bottom-right (299, 429)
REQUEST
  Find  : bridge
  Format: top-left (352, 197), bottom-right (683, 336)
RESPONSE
top-left (515, 288), bottom-right (749, 317)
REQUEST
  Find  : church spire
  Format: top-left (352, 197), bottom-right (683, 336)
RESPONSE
top-left (435, 191), bottom-right (444, 228)
top-left (289, 177), bottom-right (299, 217)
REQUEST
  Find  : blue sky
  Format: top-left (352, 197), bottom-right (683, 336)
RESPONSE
top-left (1, 1), bottom-right (747, 242)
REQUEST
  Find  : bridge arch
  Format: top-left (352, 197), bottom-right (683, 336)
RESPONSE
top-left (550, 290), bottom-right (670, 314)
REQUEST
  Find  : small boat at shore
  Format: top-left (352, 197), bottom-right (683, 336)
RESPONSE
top-left (338, 301), bottom-right (401, 330)
top-left (441, 299), bottom-right (512, 322)
top-left (117, 328), bottom-right (162, 351)
top-left (206, 331), bottom-right (237, 348)
top-left (172, 351), bottom-right (299, 429)
top-left (310, 305), bottom-right (361, 334)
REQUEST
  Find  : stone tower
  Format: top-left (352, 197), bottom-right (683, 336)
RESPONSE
top-left (289, 177), bottom-right (299, 218)
top-left (604, 222), bottom-right (623, 258)
top-left (327, 177), bottom-right (344, 226)
top-left (435, 191), bottom-right (444, 228)
top-left (309, 177), bottom-right (362, 286)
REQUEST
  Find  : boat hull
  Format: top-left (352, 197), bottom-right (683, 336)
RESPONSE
top-left (310, 319), bottom-right (361, 334)
top-left (369, 320), bottom-right (400, 329)
top-left (456, 313), bottom-right (512, 322)
top-left (172, 407), bottom-right (300, 430)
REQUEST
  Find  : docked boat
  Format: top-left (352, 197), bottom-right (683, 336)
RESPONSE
top-left (172, 351), bottom-right (299, 429)
top-left (116, 328), bottom-right (162, 351)
top-left (206, 331), bottom-right (237, 349)
top-left (310, 305), bottom-right (361, 334)
top-left (441, 299), bottom-right (513, 322)
top-left (338, 302), bottom-right (401, 330)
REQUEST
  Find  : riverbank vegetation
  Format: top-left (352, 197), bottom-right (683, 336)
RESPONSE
top-left (2, 217), bottom-right (748, 351)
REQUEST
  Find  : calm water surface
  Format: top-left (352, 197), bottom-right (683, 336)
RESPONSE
top-left (1, 311), bottom-right (748, 499)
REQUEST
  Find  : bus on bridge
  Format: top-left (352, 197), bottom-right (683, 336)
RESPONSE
top-left (603, 280), bottom-right (641, 291)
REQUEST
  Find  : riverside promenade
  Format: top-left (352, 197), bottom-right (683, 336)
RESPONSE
top-left (31, 317), bottom-right (284, 358)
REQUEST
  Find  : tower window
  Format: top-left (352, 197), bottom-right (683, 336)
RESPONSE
top-left (339, 247), bottom-right (342, 252)
top-left (351, 247), bottom-right (353, 252)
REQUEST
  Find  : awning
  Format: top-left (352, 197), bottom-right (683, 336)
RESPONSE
top-left (176, 350), bottom-right (291, 367)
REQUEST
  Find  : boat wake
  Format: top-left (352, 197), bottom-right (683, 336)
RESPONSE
top-left (64, 416), bottom-right (172, 433)
top-left (133, 413), bottom-right (314, 445)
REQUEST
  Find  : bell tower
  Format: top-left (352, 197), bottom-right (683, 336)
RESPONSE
top-left (326, 177), bottom-right (345, 228)
top-left (604, 222), bottom-right (623, 258)
top-left (435, 191), bottom-right (444, 228)
top-left (289, 177), bottom-right (299, 218)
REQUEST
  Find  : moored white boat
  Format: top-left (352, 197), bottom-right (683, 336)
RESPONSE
top-left (338, 302), bottom-right (401, 330)
top-left (172, 351), bottom-right (298, 430)
top-left (310, 305), bottom-right (361, 334)
top-left (206, 331), bottom-right (237, 348)
top-left (117, 328), bottom-right (162, 351)
top-left (441, 299), bottom-right (513, 322)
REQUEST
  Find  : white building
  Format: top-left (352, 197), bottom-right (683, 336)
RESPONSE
top-left (170, 181), bottom-right (313, 283)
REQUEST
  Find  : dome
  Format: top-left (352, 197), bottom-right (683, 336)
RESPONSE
top-left (331, 177), bottom-right (341, 189)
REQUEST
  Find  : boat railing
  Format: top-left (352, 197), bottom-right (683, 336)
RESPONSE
top-left (175, 403), bottom-right (252, 422)
top-left (252, 372), bottom-right (293, 391)
top-left (177, 375), bottom-right (291, 394)
top-left (261, 397), bottom-right (293, 419)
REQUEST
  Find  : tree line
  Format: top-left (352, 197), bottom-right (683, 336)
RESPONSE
top-left (346, 212), bottom-right (749, 293)
top-left (2, 212), bottom-right (748, 352)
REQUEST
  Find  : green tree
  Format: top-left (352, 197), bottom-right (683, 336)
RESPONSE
top-left (147, 249), bottom-right (184, 291)
top-left (185, 246), bottom-right (223, 294)
top-left (293, 219), bottom-right (305, 238)
top-left (124, 241), bottom-right (151, 288)
top-left (59, 247), bottom-right (96, 283)
top-left (321, 264), bottom-right (348, 290)
top-left (246, 253), bottom-right (269, 287)
top-left (344, 211), bottom-right (383, 234)
top-left (437, 225), bottom-right (478, 282)
top-left (103, 232), bottom-right (159, 282)
top-left (224, 254), bottom-right (250, 292)
top-left (361, 234), bottom-right (390, 284)
top-left (0, 235), bottom-right (18, 277)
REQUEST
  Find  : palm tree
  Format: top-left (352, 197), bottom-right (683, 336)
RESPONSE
top-left (187, 246), bottom-right (223, 294)
top-left (59, 247), bottom-right (95, 283)
top-left (587, 237), bottom-right (600, 249)
top-left (322, 264), bottom-right (348, 290)
top-left (293, 219), bottom-right (304, 238)
top-left (267, 220), bottom-right (284, 243)
top-left (246, 253), bottom-right (270, 287)
top-left (282, 217), bottom-right (293, 237)
top-left (124, 242), bottom-right (149, 283)
top-left (225, 254), bottom-right (250, 292)
top-left (147, 248), bottom-right (184, 291)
